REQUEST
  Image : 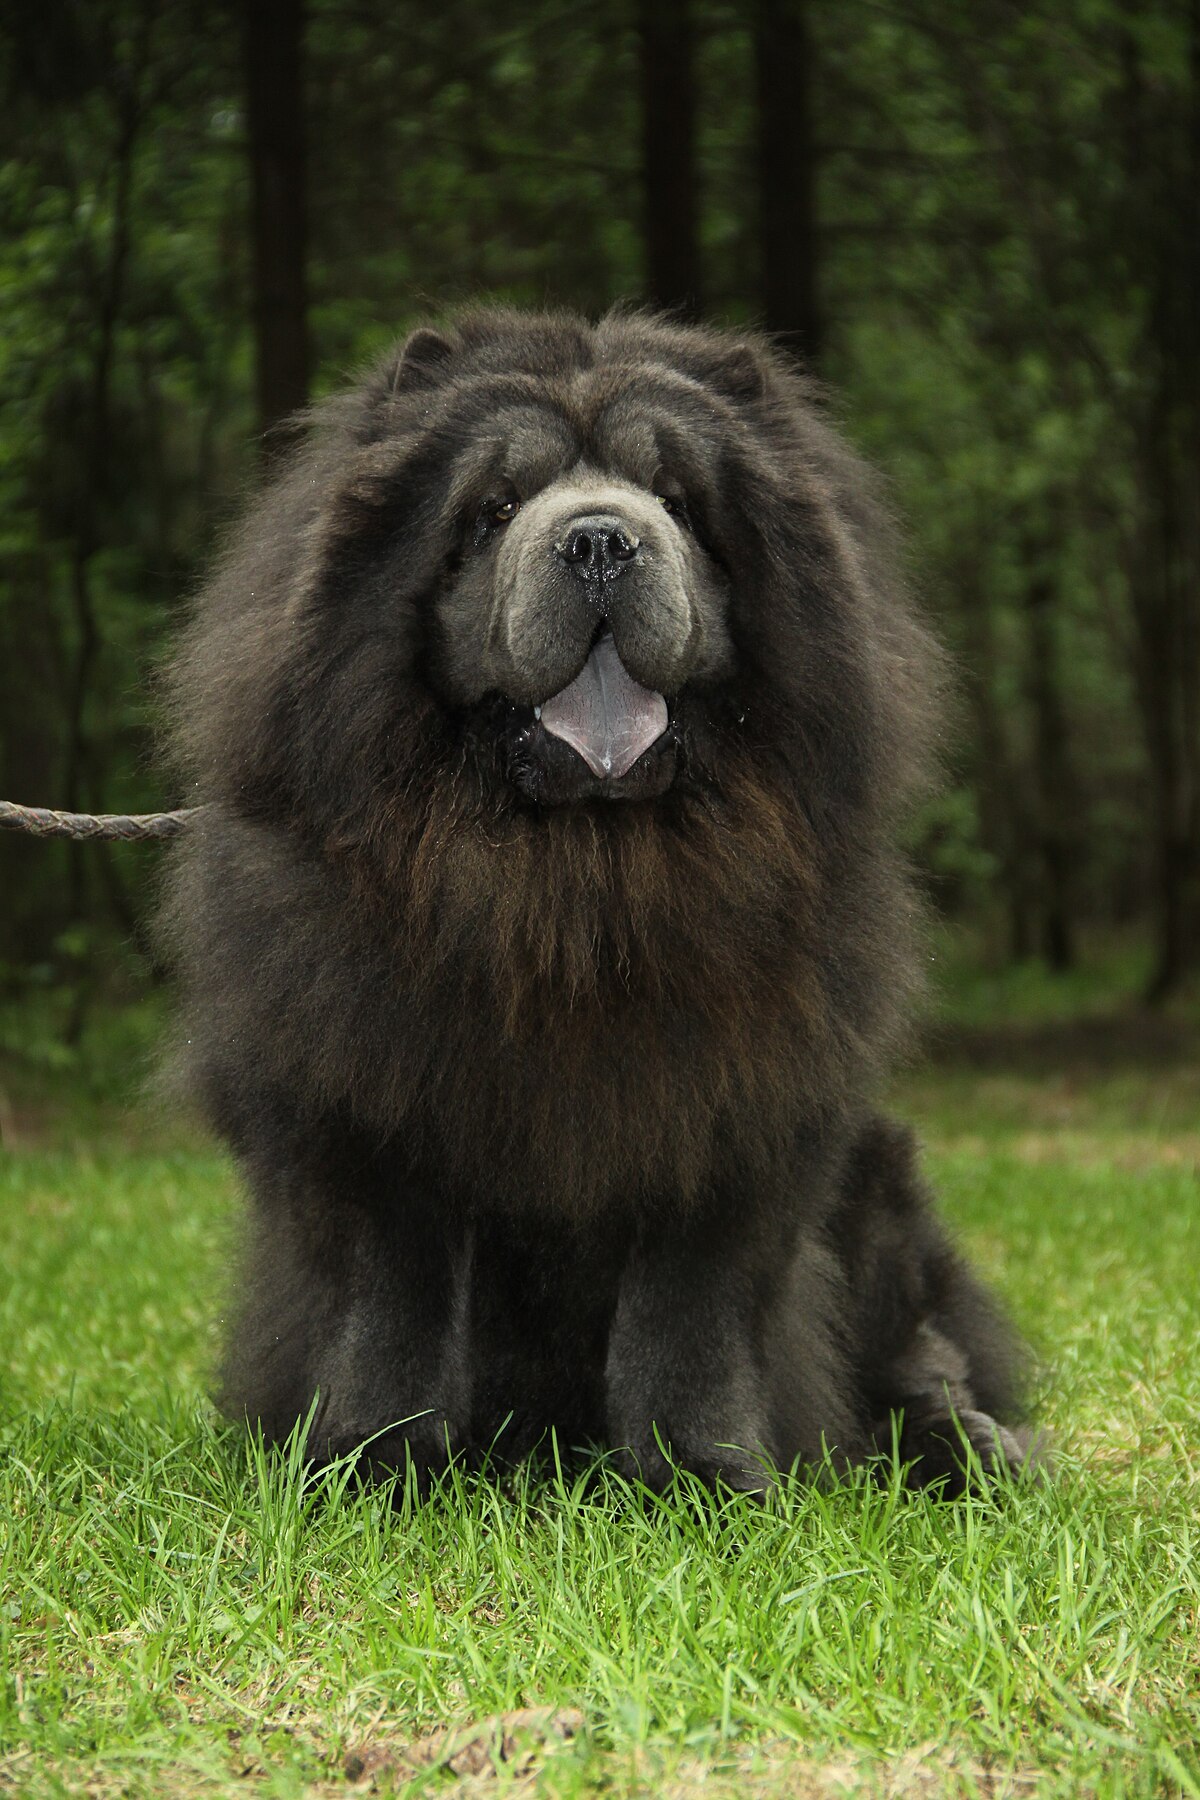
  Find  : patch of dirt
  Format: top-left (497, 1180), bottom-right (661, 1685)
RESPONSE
top-left (333, 1719), bottom-right (1065, 1799)
top-left (0, 1083), bottom-right (53, 1151)
top-left (343, 1705), bottom-right (584, 1789)
top-left (633, 1742), bottom-right (1053, 1799)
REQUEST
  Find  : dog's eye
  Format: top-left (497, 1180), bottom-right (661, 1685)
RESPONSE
top-left (655, 493), bottom-right (687, 522)
top-left (473, 496), bottom-right (522, 548)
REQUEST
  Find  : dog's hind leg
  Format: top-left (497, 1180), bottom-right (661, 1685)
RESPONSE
top-left (830, 1115), bottom-right (1039, 1493)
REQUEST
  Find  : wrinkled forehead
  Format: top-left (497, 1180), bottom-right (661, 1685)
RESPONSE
top-left (440, 367), bottom-right (730, 505)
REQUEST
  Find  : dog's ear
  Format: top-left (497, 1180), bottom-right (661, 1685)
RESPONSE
top-left (707, 342), bottom-right (766, 403)
top-left (383, 327), bottom-right (456, 395)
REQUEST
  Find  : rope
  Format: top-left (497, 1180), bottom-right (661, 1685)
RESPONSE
top-left (0, 800), bottom-right (198, 841)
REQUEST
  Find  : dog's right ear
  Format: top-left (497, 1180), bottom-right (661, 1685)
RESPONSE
top-left (383, 327), bottom-right (455, 395)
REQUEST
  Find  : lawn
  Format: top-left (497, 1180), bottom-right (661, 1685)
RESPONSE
top-left (1, 989), bottom-right (1198, 1798)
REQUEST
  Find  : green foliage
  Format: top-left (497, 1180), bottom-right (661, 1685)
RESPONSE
top-left (1, 0), bottom-right (1196, 994)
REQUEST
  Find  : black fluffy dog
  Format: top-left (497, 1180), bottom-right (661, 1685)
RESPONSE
top-left (163, 309), bottom-right (1031, 1493)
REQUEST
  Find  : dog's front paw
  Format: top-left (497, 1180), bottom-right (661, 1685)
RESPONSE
top-left (888, 1403), bottom-right (1036, 1495)
top-left (611, 1430), bottom-right (770, 1496)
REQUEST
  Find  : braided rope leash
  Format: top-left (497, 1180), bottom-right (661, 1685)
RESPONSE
top-left (0, 800), bottom-right (199, 841)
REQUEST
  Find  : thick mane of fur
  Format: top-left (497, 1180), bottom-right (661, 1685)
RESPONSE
top-left (164, 756), bottom-right (916, 1215)
top-left (161, 308), bottom-right (938, 1218)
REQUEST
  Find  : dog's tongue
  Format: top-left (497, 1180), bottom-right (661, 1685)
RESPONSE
top-left (538, 632), bottom-right (668, 780)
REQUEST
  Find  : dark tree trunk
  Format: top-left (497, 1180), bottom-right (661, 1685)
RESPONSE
top-left (244, 0), bottom-right (310, 446)
top-left (1134, 384), bottom-right (1200, 1001)
top-left (1024, 557), bottom-right (1076, 972)
top-left (63, 69), bottom-right (142, 942)
top-left (958, 561), bottom-right (1032, 962)
top-left (0, 554), bottom-right (61, 963)
top-left (637, 0), bottom-right (701, 315)
top-left (1121, 17), bottom-right (1200, 999)
top-left (754, 0), bottom-right (821, 363)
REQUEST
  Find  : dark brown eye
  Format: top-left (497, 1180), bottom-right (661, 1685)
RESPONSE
top-left (472, 496), bottom-right (522, 551)
top-left (656, 493), bottom-right (686, 521)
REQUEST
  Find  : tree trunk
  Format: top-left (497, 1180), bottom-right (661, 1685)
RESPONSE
top-left (637, 0), bottom-right (701, 315)
top-left (244, 0), bottom-right (310, 446)
top-left (1024, 555), bottom-right (1076, 972)
top-left (754, 0), bottom-right (821, 363)
top-left (63, 73), bottom-right (141, 936)
top-left (1134, 387), bottom-right (1200, 1001)
top-left (958, 561), bottom-right (1032, 961)
top-left (1122, 17), bottom-right (1200, 999)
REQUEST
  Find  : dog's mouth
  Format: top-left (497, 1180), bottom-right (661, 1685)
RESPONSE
top-left (496, 632), bottom-right (678, 806)
top-left (536, 631), bottom-right (668, 780)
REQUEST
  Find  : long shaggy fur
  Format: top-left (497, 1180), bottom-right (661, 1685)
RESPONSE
top-left (161, 308), bottom-right (1031, 1492)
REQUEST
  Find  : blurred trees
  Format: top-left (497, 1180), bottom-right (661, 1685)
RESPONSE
top-left (639, 0), bottom-right (701, 312)
top-left (0, 0), bottom-right (1195, 998)
top-left (244, 0), bottom-right (310, 440)
top-left (755, 0), bottom-right (820, 359)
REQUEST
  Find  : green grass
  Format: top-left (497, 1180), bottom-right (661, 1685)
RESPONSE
top-left (2, 1005), bottom-right (1199, 1798)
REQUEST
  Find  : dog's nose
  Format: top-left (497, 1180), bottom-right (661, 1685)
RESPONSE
top-left (555, 515), bottom-right (641, 581)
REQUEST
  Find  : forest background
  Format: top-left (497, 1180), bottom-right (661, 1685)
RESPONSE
top-left (0, 0), bottom-right (1197, 1029)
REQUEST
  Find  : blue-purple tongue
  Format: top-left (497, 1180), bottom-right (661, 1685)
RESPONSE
top-left (538, 631), bottom-right (668, 780)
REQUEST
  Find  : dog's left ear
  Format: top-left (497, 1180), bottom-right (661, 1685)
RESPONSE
top-left (383, 326), bottom-right (456, 395)
top-left (707, 342), bottom-right (766, 404)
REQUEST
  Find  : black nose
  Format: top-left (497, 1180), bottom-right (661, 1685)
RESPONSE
top-left (555, 514), bottom-right (641, 581)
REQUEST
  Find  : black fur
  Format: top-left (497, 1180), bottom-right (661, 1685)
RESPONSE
top-left (161, 309), bottom-right (1033, 1494)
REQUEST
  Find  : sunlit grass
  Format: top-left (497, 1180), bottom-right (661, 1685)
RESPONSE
top-left (2, 1009), bottom-right (1198, 1797)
